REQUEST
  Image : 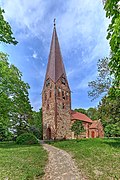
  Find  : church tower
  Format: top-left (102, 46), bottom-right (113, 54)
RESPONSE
top-left (42, 21), bottom-right (71, 140)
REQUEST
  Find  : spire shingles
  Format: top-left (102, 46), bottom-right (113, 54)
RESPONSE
top-left (45, 27), bottom-right (67, 83)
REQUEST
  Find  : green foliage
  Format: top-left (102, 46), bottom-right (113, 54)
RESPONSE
top-left (0, 142), bottom-right (47, 179)
top-left (105, 124), bottom-right (120, 137)
top-left (98, 93), bottom-right (120, 125)
top-left (0, 123), bottom-right (13, 141)
top-left (87, 107), bottom-right (98, 120)
top-left (0, 8), bottom-right (18, 45)
top-left (0, 52), bottom-right (32, 136)
top-left (74, 99), bottom-right (119, 137)
top-left (16, 133), bottom-right (38, 145)
top-left (51, 138), bottom-right (120, 180)
top-left (0, 123), bottom-right (7, 141)
top-left (88, 55), bottom-right (119, 137)
top-left (88, 57), bottom-right (112, 100)
top-left (74, 107), bottom-right (98, 120)
top-left (30, 109), bottom-right (43, 139)
top-left (71, 121), bottom-right (85, 138)
top-left (74, 108), bottom-right (88, 116)
top-left (104, 0), bottom-right (120, 97)
top-left (97, 91), bottom-right (120, 137)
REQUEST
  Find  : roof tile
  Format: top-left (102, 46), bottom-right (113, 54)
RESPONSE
top-left (71, 110), bottom-right (93, 123)
top-left (89, 120), bottom-right (100, 129)
top-left (45, 27), bottom-right (67, 83)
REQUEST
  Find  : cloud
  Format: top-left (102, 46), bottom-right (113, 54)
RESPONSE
top-left (30, 96), bottom-right (42, 111)
top-left (1, 0), bottom-right (110, 111)
top-left (32, 51), bottom-right (38, 59)
top-left (31, 61), bottom-right (45, 79)
top-left (1, 0), bottom-right (110, 63)
top-left (1, 1), bottom-right (46, 42)
top-left (75, 71), bottom-right (97, 90)
top-left (66, 69), bottom-right (75, 79)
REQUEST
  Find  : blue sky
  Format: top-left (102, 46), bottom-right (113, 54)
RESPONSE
top-left (0, 0), bottom-right (110, 111)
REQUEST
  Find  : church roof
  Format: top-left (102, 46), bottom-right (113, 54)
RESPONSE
top-left (71, 110), bottom-right (93, 123)
top-left (89, 120), bottom-right (101, 129)
top-left (44, 25), bottom-right (67, 83)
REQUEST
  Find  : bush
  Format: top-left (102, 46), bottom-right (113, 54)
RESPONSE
top-left (16, 133), bottom-right (38, 145)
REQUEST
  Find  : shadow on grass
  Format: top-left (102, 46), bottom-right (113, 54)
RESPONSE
top-left (0, 141), bottom-right (41, 149)
top-left (103, 138), bottom-right (120, 148)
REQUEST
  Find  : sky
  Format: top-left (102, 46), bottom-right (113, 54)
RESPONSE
top-left (0, 0), bottom-right (110, 111)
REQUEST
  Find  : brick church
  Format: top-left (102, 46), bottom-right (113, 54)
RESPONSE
top-left (42, 22), bottom-right (104, 140)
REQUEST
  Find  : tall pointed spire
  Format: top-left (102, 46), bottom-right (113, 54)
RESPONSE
top-left (45, 20), bottom-right (67, 83)
top-left (42, 21), bottom-right (71, 140)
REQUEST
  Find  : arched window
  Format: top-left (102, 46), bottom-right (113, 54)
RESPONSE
top-left (46, 78), bottom-right (50, 87)
top-left (62, 103), bottom-right (65, 109)
top-left (66, 92), bottom-right (69, 100)
top-left (61, 77), bottom-right (66, 85)
top-left (58, 88), bottom-right (61, 97)
top-left (62, 91), bottom-right (65, 100)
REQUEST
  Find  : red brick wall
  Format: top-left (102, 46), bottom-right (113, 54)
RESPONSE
top-left (55, 78), bottom-right (71, 139)
top-left (42, 80), bottom-right (56, 139)
top-left (70, 120), bottom-right (104, 138)
top-left (71, 120), bottom-right (92, 138)
top-left (42, 76), bottom-right (71, 140)
top-left (89, 121), bottom-right (104, 138)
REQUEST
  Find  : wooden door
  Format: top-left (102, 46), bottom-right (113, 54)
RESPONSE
top-left (91, 131), bottom-right (95, 138)
top-left (47, 128), bottom-right (51, 140)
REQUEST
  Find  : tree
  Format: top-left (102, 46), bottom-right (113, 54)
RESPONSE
top-left (87, 107), bottom-right (98, 120)
top-left (105, 124), bottom-right (120, 137)
top-left (0, 52), bottom-right (13, 127)
top-left (74, 108), bottom-right (88, 116)
top-left (11, 76), bottom-right (33, 136)
top-left (74, 107), bottom-right (98, 120)
top-left (29, 109), bottom-right (43, 139)
top-left (88, 57), bottom-right (112, 100)
top-left (97, 90), bottom-right (120, 137)
top-left (71, 121), bottom-right (85, 139)
top-left (0, 123), bottom-right (7, 141)
top-left (0, 52), bottom-right (32, 137)
top-left (104, 0), bottom-right (120, 98)
top-left (0, 7), bottom-right (18, 45)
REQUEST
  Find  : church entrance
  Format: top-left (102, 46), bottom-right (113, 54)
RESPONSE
top-left (46, 128), bottom-right (51, 140)
top-left (91, 131), bottom-right (95, 138)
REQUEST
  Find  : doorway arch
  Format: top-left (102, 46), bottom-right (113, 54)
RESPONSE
top-left (91, 131), bottom-right (95, 138)
top-left (46, 127), bottom-right (51, 140)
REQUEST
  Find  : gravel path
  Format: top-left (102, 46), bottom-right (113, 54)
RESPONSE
top-left (42, 144), bottom-right (86, 180)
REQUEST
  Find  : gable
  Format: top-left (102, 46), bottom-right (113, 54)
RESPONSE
top-left (71, 110), bottom-right (93, 123)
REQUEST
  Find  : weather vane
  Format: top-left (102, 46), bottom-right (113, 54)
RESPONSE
top-left (54, 18), bottom-right (56, 27)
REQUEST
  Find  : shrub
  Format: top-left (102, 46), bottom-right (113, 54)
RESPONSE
top-left (16, 133), bottom-right (38, 145)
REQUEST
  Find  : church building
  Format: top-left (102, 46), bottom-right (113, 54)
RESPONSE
top-left (42, 22), bottom-right (104, 140)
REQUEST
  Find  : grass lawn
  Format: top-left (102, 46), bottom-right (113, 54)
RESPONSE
top-left (49, 138), bottom-right (120, 180)
top-left (0, 142), bottom-right (47, 180)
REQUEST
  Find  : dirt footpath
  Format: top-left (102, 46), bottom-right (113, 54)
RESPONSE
top-left (42, 144), bottom-right (86, 180)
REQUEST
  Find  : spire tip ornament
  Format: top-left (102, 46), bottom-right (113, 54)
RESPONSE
top-left (54, 18), bottom-right (56, 28)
